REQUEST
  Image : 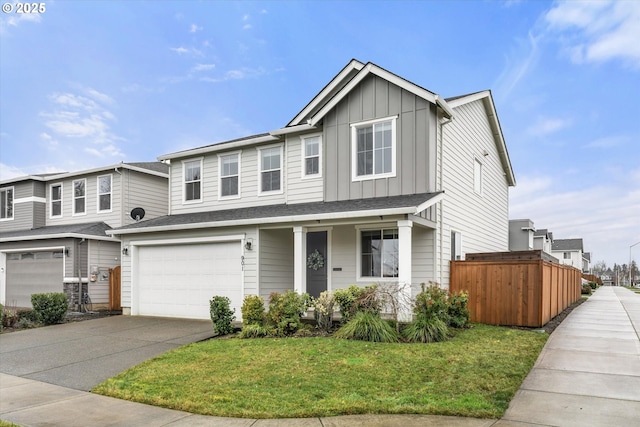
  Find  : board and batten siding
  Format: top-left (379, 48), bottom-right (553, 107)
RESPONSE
top-left (323, 75), bottom-right (438, 202)
top-left (119, 226), bottom-right (258, 310)
top-left (258, 229), bottom-right (294, 300)
top-left (88, 240), bottom-right (121, 303)
top-left (439, 99), bottom-right (510, 288)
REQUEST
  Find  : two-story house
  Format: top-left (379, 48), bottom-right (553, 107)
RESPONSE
top-left (0, 162), bottom-right (169, 309)
top-left (551, 238), bottom-right (585, 270)
top-left (508, 219), bottom-right (536, 251)
top-left (534, 228), bottom-right (554, 254)
top-left (109, 60), bottom-right (516, 320)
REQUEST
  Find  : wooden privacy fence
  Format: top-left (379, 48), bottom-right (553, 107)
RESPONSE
top-left (450, 253), bottom-right (581, 327)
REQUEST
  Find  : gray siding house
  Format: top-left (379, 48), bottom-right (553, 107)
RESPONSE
top-left (109, 60), bottom-right (516, 320)
top-left (0, 163), bottom-right (169, 308)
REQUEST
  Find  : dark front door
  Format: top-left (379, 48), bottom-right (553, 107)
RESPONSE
top-left (306, 231), bottom-right (327, 298)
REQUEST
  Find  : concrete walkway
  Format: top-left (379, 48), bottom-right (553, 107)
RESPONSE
top-left (1, 287), bottom-right (639, 426)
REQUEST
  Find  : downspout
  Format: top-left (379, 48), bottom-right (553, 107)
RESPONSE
top-left (76, 238), bottom-right (85, 311)
top-left (438, 115), bottom-right (453, 287)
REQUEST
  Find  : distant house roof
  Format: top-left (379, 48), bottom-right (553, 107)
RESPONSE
top-left (552, 238), bottom-right (584, 252)
top-left (109, 192), bottom-right (444, 235)
top-left (0, 222), bottom-right (116, 242)
top-left (534, 229), bottom-right (553, 240)
top-left (583, 252), bottom-right (591, 262)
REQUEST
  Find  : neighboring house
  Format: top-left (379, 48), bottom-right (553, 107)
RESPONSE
top-left (0, 162), bottom-right (169, 309)
top-left (109, 59), bottom-right (516, 320)
top-left (508, 219), bottom-right (535, 251)
top-left (582, 252), bottom-right (591, 274)
top-left (534, 228), bottom-right (554, 254)
top-left (551, 238), bottom-right (584, 270)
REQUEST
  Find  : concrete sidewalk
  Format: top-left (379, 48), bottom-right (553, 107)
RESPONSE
top-left (1, 286), bottom-right (639, 426)
top-left (495, 286), bottom-right (640, 427)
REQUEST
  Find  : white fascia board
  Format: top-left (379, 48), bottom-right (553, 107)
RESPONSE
top-left (43, 163), bottom-right (167, 181)
top-left (310, 63), bottom-right (447, 126)
top-left (158, 135), bottom-right (280, 161)
top-left (119, 164), bottom-right (169, 178)
top-left (269, 124), bottom-right (318, 136)
top-left (108, 205), bottom-right (426, 236)
top-left (0, 233), bottom-right (119, 243)
top-left (415, 191), bottom-right (444, 213)
top-left (288, 59), bottom-right (365, 126)
top-left (0, 175), bottom-right (49, 185)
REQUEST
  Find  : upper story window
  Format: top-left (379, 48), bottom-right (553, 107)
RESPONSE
top-left (451, 231), bottom-right (462, 261)
top-left (302, 134), bottom-right (321, 178)
top-left (474, 158), bottom-right (483, 195)
top-left (219, 152), bottom-right (240, 199)
top-left (564, 252), bottom-right (571, 259)
top-left (351, 116), bottom-right (396, 181)
top-left (0, 187), bottom-right (13, 220)
top-left (183, 159), bottom-right (202, 203)
top-left (73, 179), bottom-right (86, 215)
top-left (50, 183), bottom-right (62, 217)
top-left (360, 228), bottom-right (399, 278)
top-left (97, 175), bottom-right (112, 212)
top-left (259, 145), bottom-right (282, 194)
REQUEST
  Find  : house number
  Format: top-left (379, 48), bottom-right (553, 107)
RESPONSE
top-left (241, 255), bottom-right (245, 271)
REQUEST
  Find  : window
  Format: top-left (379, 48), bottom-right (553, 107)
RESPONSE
top-left (0, 187), bottom-right (13, 220)
top-left (564, 252), bottom-right (571, 259)
top-left (474, 158), bottom-right (483, 194)
top-left (260, 146), bottom-right (282, 193)
top-left (361, 228), bottom-right (399, 278)
top-left (73, 179), bottom-right (86, 215)
top-left (451, 231), bottom-right (462, 261)
top-left (97, 175), bottom-right (112, 212)
top-left (50, 183), bottom-right (62, 217)
top-left (302, 135), bottom-right (321, 177)
top-left (183, 159), bottom-right (202, 202)
top-left (219, 153), bottom-right (240, 198)
top-left (351, 117), bottom-right (396, 180)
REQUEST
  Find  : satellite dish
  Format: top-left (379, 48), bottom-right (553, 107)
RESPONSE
top-left (130, 207), bottom-right (146, 222)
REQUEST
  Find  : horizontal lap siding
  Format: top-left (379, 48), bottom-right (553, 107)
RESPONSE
top-left (258, 229), bottom-right (294, 300)
top-left (441, 99), bottom-right (510, 288)
top-left (285, 134), bottom-right (324, 204)
top-left (450, 260), bottom-right (581, 327)
top-left (88, 240), bottom-right (120, 304)
top-left (122, 171), bottom-right (169, 226)
top-left (329, 225), bottom-right (357, 291)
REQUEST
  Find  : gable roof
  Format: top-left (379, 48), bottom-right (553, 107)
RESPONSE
top-left (108, 192), bottom-right (444, 235)
top-left (552, 238), bottom-right (584, 252)
top-left (158, 133), bottom-right (278, 161)
top-left (0, 222), bottom-right (117, 242)
top-left (446, 90), bottom-right (516, 187)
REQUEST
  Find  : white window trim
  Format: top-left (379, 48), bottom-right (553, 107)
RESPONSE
top-left (351, 115), bottom-right (397, 182)
top-left (97, 174), bottom-right (113, 213)
top-left (218, 151), bottom-right (241, 200)
top-left (300, 133), bottom-right (322, 179)
top-left (451, 230), bottom-right (462, 261)
top-left (473, 157), bottom-right (483, 195)
top-left (355, 224), bottom-right (400, 282)
top-left (257, 144), bottom-right (284, 196)
top-left (72, 178), bottom-right (87, 216)
top-left (50, 182), bottom-right (63, 218)
top-left (182, 157), bottom-right (204, 204)
top-left (0, 186), bottom-right (14, 221)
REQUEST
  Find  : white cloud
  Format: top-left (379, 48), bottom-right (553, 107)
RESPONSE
top-left (493, 32), bottom-right (541, 101)
top-left (544, 1), bottom-right (640, 68)
top-left (584, 135), bottom-right (628, 149)
top-left (200, 67), bottom-right (266, 83)
top-left (170, 46), bottom-right (203, 57)
top-left (525, 116), bottom-right (572, 136)
top-left (191, 63), bottom-right (216, 72)
top-left (189, 23), bottom-right (202, 33)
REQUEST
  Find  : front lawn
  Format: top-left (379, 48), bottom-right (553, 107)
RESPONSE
top-left (93, 324), bottom-right (546, 419)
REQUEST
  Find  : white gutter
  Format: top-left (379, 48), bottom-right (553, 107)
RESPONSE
top-left (0, 233), bottom-right (119, 243)
top-left (269, 123), bottom-right (318, 136)
top-left (158, 135), bottom-right (280, 161)
top-left (107, 196), bottom-right (444, 236)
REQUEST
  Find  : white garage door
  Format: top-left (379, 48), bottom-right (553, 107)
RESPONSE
top-left (137, 242), bottom-right (242, 319)
top-left (6, 250), bottom-right (64, 308)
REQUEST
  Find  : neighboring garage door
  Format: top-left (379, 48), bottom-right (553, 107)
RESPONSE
top-left (6, 250), bottom-right (64, 308)
top-left (137, 242), bottom-right (242, 319)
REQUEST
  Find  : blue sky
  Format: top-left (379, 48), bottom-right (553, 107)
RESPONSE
top-left (1, 0), bottom-right (638, 267)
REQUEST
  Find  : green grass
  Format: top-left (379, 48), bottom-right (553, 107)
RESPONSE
top-left (93, 324), bottom-right (547, 419)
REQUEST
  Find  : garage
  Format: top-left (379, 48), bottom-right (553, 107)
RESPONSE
top-left (6, 250), bottom-right (64, 308)
top-left (136, 241), bottom-right (243, 319)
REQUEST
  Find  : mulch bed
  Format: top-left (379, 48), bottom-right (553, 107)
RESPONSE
top-left (542, 297), bottom-right (587, 334)
top-left (1, 310), bottom-right (122, 333)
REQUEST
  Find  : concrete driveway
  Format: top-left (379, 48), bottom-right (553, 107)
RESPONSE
top-left (0, 316), bottom-right (215, 391)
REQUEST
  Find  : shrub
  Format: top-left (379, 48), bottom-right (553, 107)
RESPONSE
top-left (238, 323), bottom-right (272, 339)
top-left (209, 296), bottom-right (236, 336)
top-left (334, 285), bottom-right (381, 323)
top-left (241, 295), bottom-right (266, 326)
top-left (448, 290), bottom-right (470, 328)
top-left (334, 311), bottom-right (399, 342)
top-left (31, 293), bottom-right (68, 325)
top-left (589, 282), bottom-right (598, 290)
top-left (1, 303), bottom-right (20, 329)
top-left (403, 317), bottom-right (449, 343)
top-left (18, 309), bottom-right (40, 323)
top-left (312, 291), bottom-right (335, 332)
top-left (16, 317), bottom-right (39, 329)
top-left (581, 284), bottom-right (592, 295)
top-left (414, 283), bottom-right (450, 325)
top-left (267, 291), bottom-right (310, 336)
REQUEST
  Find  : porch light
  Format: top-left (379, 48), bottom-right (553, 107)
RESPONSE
top-left (245, 238), bottom-right (253, 250)
top-left (122, 246), bottom-right (129, 256)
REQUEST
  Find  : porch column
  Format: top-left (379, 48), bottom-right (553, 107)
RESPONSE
top-left (397, 220), bottom-right (413, 321)
top-left (293, 226), bottom-right (307, 294)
